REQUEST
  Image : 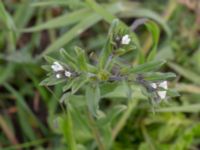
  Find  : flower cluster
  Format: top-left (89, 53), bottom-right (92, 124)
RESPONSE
top-left (136, 74), bottom-right (170, 104)
top-left (51, 61), bottom-right (72, 79)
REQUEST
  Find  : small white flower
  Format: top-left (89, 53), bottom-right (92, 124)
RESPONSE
top-left (121, 34), bottom-right (131, 45)
top-left (56, 74), bottom-right (62, 79)
top-left (64, 71), bottom-right (72, 77)
top-left (51, 61), bottom-right (64, 72)
top-left (159, 81), bottom-right (168, 89)
top-left (158, 81), bottom-right (168, 99)
top-left (151, 81), bottom-right (168, 99)
top-left (150, 83), bottom-right (157, 89)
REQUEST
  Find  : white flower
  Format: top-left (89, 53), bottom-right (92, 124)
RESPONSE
top-left (151, 81), bottom-right (168, 99)
top-left (64, 71), bottom-right (72, 77)
top-left (51, 61), bottom-right (72, 79)
top-left (121, 34), bottom-right (131, 45)
top-left (151, 83), bottom-right (157, 89)
top-left (56, 74), bottom-right (62, 79)
top-left (51, 61), bottom-right (64, 72)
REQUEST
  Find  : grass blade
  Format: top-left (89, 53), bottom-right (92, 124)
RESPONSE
top-left (156, 104), bottom-right (200, 113)
top-left (168, 62), bottom-right (200, 85)
top-left (22, 9), bottom-right (90, 32)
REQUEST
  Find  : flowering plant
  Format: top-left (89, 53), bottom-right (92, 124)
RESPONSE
top-left (40, 19), bottom-right (178, 149)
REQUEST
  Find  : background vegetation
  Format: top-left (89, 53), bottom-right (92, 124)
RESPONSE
top-left (0, 0), bottom-right (200, 149)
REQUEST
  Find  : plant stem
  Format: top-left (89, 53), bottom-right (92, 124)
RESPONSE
top-left (87, 111), bottom-right (105, 150)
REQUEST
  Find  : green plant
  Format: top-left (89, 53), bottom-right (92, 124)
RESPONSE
top-left (2, 0), bottom-right (200, 150)
top-left (41, 19), bottom-right (178, 150)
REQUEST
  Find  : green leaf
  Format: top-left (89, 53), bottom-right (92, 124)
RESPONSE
top-left (145, 21), bottom-right (160, 61)
top-left (74, 46), bottom-right (88, 71)
top-left (87, 64), bottom-right (98, 73)
top-left (60, 48), bottom-right (78, 70)
top-left (98, 19), bottom-right (118, 69)
top-left (143, 72), bottom-right (176, 81)
top-left (86, 84), bottom-right (101, 117)
top-left (0, 2), bottom-right (16, 51)
top-left (40, 75), bottom-right (66, 86)
top-left (128, 60), bottom-right (166, 73)
top-left (98, 105), bottom-right (127, 125)
top-left (22, 9), bottom-right (89, 32)
top-left (167, 89), bottom-right (180, 98)
top-left (71, 76), bottom-right (88, 94)
top-left (41, 65), bottom-right (51, 72)
top-left (58, 111), bottom-right (77, 150)
top-left (60, 92), bottom-right (71, 104)
top-left (0, 2), bottom-right (15, 30)
top-left (14, 1), bottom-right (35, 30)
top-left (17, 103), bottom-right (36, 140)
top-left (63, 79), bottom-right (74, 92)
top-left (168, 62), bottom-right (200, 85)
top-left (85, 0), bottom-right (116, 23)
top-left (43, 55), bottom-right (57, 64)
top-left (31, 0), bottom-right (84, 8)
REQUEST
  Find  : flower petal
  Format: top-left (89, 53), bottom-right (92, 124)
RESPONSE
top-left (121, 34), bottom-right (131, 45)
top-left (159, 81), bottom-right (168, 89)
top-left (158, 91), bottom-right (167, 99)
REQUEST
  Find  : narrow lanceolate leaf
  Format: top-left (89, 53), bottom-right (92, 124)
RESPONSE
top-left (0, 2), bottom-right (15, 30)
top-left (40, 76), bottom-right (65, 86)
top-left (31, 0), bottom-right (84, 8)
top-left (71, 76), bottom-right (88, 94)
top-left (14, 1), bottom-right (34, 29)
top-left (41, 65), bottom-right (51, 72)
top-left (98, 19), bottom-right (118, 69)
top-left (85, 0), bottom-right (116, 22)
top-left (43, 55), bottom-right (58, 64)
top-left (60, 92), bottom-right (71, 104)
top-left (168, 62), bottom-right (200, 85)
top-left (128, 60), bottom-right (166, 73)
top-left (60, 48), bottom-right (78, 70)
top-left (22, 9), bottom-right (90, 32)
top-left (86, 84), bottom-right (101, 117)
top-left (143, 72), bottom-right (176, 81)
top-left (145, 21), bottom-right (160, 61)
top-left (74, 46), bottom-right (88, 71)
top-left (58, 112), bottom-right (77, 150)
top-left (63, 79), bottom-right (74, 92)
